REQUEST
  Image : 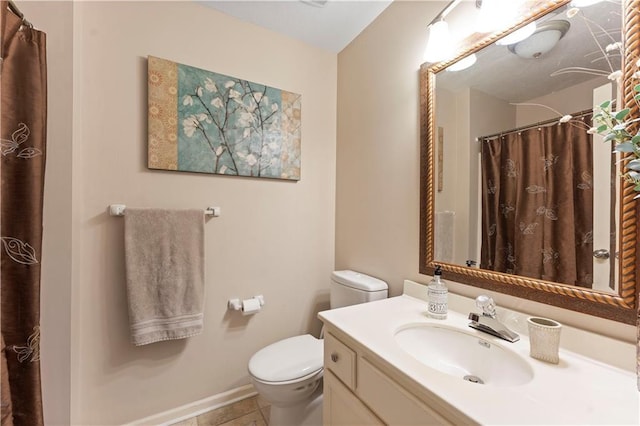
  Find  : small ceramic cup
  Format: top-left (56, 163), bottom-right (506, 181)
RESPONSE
top-left (527, 317), bottom-right (562, 364)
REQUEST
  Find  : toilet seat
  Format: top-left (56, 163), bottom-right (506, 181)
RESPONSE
top-left (248, 334), bottom-right (323, 383)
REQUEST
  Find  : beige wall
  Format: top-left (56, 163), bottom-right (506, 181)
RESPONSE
top-left (335, 0), bottom-right (445, 291)
top-left (27, 0), bottom-right (637, 423)
top-left (65, 1), bottom-right (336, 424)
top-left (19, 2), bottom-right (75, 425)
top-left (436, 87), bottom-right (473, 265)
top-left (336, 0), bottom-right (634, 342)
top-left (516, 77), bottom-right (613, 125)
top-left (435, 88), bottom-right (517, 266)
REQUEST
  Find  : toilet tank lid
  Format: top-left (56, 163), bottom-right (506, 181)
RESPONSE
top-left (331, 270), bottom-right (388, 292)
top-left (248, 334), bottom-right (323, 382)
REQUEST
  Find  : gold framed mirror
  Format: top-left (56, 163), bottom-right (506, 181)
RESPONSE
top-left (420, 0), bottom-right (639, 324)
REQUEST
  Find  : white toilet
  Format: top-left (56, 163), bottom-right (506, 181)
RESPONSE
top-left (248, 270), bottom-right (388, 426)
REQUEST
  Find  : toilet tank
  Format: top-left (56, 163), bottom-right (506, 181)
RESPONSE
top-left (330, 270), bottom-right (388, 309)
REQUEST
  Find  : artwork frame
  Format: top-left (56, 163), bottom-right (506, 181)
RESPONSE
top-left (147, 56), bottom-right (302, 181)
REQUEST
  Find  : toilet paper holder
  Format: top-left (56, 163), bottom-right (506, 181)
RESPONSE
top-left (228, 295), bottom-right (265, 312)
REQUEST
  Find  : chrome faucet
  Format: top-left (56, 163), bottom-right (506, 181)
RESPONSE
top-left (468, 295), bottom-right (520, 343)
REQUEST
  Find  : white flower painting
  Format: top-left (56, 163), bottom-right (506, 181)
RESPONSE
top-left (148, 56), bottom-right (301, 180)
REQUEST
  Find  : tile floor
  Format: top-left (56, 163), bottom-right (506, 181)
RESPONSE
top-left (172, 395), bottom-right (270, 426)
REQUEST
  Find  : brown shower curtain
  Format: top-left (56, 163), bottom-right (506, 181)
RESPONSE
top-left (1, 2), bottom-right (47, 425)
top-left (480, 117), bottom-right (593, 287)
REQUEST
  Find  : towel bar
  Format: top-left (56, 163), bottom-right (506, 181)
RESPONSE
top-left (109, 204), bottom-right (221, 217)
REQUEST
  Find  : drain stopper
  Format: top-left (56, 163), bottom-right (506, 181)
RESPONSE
top-left (463, 375), bottom-right (484, 384)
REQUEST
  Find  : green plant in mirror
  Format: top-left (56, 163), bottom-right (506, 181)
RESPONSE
top-left (591, 77), bottom-right (640, 198)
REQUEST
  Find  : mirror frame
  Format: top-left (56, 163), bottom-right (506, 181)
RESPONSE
top-left (419, 0), bottom-right (639, 324)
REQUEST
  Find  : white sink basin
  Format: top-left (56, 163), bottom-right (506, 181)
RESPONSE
top-left (394, 324), bottom-right (534, 387)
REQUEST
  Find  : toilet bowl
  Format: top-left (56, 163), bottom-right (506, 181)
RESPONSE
top-left (248, 270), bottom-right (388, 425)
top-left (249, 334), bottom-right (323, 405)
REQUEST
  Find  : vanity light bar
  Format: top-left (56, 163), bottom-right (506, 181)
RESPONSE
top-left (427, 0), bottom-right (463, 27)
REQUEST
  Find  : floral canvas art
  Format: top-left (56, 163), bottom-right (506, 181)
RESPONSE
top-left (147, 56), bottom-right (301, 180)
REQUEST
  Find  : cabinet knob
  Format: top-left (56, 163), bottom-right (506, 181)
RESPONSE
top-left (331, 352), bottom-right (339, 362)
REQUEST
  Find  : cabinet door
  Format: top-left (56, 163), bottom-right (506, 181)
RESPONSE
top-left (323, 370), bottom-right (383, 426)
top-left (357, 357), bottom-right (452, 425)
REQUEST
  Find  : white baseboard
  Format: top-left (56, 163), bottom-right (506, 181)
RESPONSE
top-left (124, 384), bottom-right (258, 426)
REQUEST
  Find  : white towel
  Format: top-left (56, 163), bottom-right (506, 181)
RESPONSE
top-left (124, 208), bottom-right (205, 345)
top-left (434, 211), bottom-right (455, 263)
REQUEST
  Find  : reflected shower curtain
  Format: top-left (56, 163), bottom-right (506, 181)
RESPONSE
top-left (1, 3), bottom-right (47, 426)
top-left (480, 118), bottom-right (593, 287)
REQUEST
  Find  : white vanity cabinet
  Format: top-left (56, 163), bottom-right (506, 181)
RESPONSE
top-left (323, 370), bottom-right (384, 426)
top-left (319, 294), bottom-right (638, 425)
top-left (323, 329), bottom-right (462, 425)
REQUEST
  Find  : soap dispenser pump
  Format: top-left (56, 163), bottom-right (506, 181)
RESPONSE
top-left (427, 265), bottom-right (448, 319)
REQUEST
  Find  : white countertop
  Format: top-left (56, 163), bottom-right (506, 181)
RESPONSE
top-left (318, 294), bottom-right (639, 425)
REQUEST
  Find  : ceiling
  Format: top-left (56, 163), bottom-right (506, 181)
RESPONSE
top-left (199, 1), bottom-right (622, 103)
top-left (436, 2), bottom-right (622, 103)
top-left (200, 0), bottom-right (393, 53)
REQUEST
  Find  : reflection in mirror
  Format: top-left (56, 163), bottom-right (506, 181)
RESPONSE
top-left (420, 0), bottom-right (638, 324)
top-left (433, 1), bottom-right (620, 293)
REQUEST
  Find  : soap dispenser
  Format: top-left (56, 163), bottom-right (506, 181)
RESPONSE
top-left (427, 265), bottom-right (448, 319)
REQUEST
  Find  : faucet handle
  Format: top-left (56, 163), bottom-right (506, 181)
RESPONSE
top-left (475, 295), bottom-right (496, 318)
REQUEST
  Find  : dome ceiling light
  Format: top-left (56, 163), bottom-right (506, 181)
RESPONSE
top-left (508, 20), bottom-right (570, 59)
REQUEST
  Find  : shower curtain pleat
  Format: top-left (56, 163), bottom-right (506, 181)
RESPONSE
top-left (0, 2), bottom-right (47, 425)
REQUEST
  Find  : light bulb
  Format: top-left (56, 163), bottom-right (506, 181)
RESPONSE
top-left (446, 54), bottom-right (477, 72)
top-left (423, 20), bottom-right (455, 63)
